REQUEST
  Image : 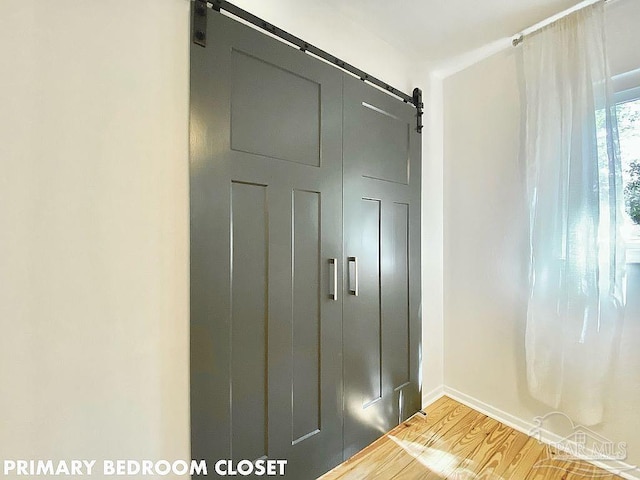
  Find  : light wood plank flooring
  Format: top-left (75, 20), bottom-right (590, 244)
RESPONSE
top-left (320, 396), bottom-right (621, 479)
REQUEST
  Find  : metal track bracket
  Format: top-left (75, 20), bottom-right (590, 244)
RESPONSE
top-left (193, 0), bottom-right (208, 47)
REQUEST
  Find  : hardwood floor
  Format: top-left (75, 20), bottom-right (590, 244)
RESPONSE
top-left (320, 396), bottom-right (621, 479)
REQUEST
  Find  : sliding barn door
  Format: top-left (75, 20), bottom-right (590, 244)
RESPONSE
top-left (342, 76), bottom-right (422, 458)
top-left (190, 11), bottom-right (344, 478)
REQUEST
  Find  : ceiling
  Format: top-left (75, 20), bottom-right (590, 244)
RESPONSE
top-left (322, 0), bottom-right (585, 68)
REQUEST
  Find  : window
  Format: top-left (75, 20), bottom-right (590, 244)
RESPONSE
top-left (597, 82), bottom-right (640, 264)
top-left (617, 93), bottom-right (640, 263)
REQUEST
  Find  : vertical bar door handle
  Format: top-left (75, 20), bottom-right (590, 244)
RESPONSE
top-left (329, 258), bottom-right (338, 301)
top-left (347, 256), bottom-right (358, 296)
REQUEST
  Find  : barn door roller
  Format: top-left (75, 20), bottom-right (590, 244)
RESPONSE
top-left (413, 88), bottom-right (424, 134)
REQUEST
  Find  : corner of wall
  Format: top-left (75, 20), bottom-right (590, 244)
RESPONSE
top-left (421, 71), bottom-right (445, 400)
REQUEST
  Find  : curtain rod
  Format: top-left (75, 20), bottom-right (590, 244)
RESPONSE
top-left (512, 0), bottom-right (611, 47)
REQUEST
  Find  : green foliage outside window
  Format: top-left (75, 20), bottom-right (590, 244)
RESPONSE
top-left (597, 98), bottom-right (640, 226)
top-left (626, 161), bottom-right (640, 224)
top-left (618, 99), bottom-right (640, 225)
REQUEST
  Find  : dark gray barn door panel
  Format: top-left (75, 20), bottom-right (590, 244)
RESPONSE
top-left (190, 10), bottom-right (343, 479)
top-left (342, 76), bottom-right (422, 459)
top-left (191, 6), bottom-right (423, 476)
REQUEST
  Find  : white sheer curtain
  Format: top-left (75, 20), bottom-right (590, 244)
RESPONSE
top-left (523, 0), bottom-right (626, 426)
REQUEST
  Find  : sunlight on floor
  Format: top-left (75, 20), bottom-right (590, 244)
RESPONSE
top-left (388, 434), bottom-right (479, 478)
top-left (323, 398), bottom-right (621, 480)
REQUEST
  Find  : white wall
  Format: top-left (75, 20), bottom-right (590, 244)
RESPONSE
top-left (421, 73), bottom-right (446, 402)
top-left (442, 0), bottom-right (640, 473)
top-left (0, 1), bottom-right (426, 477)
top-left (0, 0), bottom-right (192, 476)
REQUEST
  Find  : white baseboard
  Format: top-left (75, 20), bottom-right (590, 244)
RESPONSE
top-left (422, 385), bottom-right (445, 408)
top-left (441, 386), bottom-right (640, 480)
top-left (442, 386), bottom-right (537, 437)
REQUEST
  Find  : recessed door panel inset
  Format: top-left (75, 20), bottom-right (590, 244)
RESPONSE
top-left (231, 181), bottom-right (268, 461)
top-left (359, 199), bottom-right (383, 407)
top-left (358, 102), bottom-right (410, 185)
top-left (231, 49), bottom-right (321, 166)
top-left (385, 203), bottom-right (410, 391)
top-left (292, 190), bottom-right (321, 444)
